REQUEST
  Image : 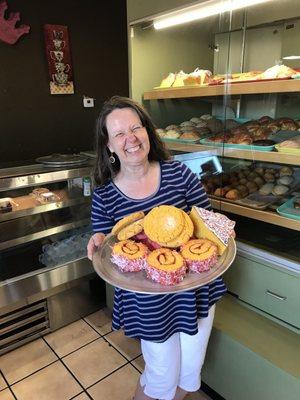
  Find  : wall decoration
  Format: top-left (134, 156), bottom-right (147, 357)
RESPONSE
top-left (44, 24), bottom-right (74, 95)
top-left (0, 1), bottom-right (30, 45)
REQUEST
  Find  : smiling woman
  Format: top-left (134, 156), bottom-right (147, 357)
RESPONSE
top-left (87, 96), bottom-right (226, 400)
top-left (93, 96), bottom-right (169, 186)
top-left (106, 108), bottom-right (150, 167)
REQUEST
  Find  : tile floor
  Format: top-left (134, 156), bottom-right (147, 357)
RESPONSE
top-left (0, 308), bottom-right (213, 400)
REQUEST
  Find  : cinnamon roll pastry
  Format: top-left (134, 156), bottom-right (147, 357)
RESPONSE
top-left (146, 248), bottom-right (186, 285)
top-left (181, 239), bottom-right (218, 272)
top-left (111, 240), bottom-right (149, 272)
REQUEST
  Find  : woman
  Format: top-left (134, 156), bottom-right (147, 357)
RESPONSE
top-left (87, 96), bottom-right (226, 400)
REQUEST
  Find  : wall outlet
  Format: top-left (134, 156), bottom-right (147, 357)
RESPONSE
top-left (83, 97), bottom-right (94, 107)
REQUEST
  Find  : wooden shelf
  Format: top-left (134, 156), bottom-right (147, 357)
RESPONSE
top-left (144, 79), bottom-right (300, 100)
top-left (210, 198), bottom-right (300, 231)
top-left (167, 142), bottom-right (300, 166)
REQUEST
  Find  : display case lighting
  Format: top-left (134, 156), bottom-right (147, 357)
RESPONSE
top-left (154, 0), bottom-right (273, 30)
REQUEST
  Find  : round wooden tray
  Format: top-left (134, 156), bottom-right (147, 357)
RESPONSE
top-left (93, 235), bottom-right (236, 294)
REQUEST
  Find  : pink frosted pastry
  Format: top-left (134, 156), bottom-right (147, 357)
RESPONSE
top-left (111, 240), bottom-right (149, 272)
top-left (181, 239), bottom-right (218, 273)
top-left (146, 248), bottom-right (186, 285)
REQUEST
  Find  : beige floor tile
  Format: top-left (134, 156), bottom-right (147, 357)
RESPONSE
top-left (11, 361), bottom-right (82, 400)
top-left (0, 373), bottom-right (8, 390)
top-left (63, 338), bottom-right (127, 388)
top-left (84, 308), bottom-right (112, 335)
top-left (88, 364), bottom-right (140, 400)
top-left (44, 319), bottom-right (100, 357)
top-left (0, 338), bottom-right (57, 384)
top-left (72, 393), bottom-right (90, 400)
top-left (131, 355), bottom-right (145, 373)
top-left (0, 388), bottom-right (15, 400)
top-left (105, 330), bottom-right (141, 361)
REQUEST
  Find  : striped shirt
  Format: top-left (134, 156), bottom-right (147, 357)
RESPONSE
top-left (91, 160), bottom-right (227, 342)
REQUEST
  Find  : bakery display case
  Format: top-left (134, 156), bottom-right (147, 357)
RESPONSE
top-left (128, 1), bottom-right (300, 397)
top-left (0, 160), bottom-right (104, 355)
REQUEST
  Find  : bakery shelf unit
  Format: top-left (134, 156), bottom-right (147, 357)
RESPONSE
top-left (144, 79), bottom-right (300, 100)
top-left (0, 161), bottom-right (104, 355)
top-left (144, 82), bottom-right (300, 231)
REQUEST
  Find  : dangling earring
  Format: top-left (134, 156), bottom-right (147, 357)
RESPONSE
top-left (109, 154), bottom-right (115, 163)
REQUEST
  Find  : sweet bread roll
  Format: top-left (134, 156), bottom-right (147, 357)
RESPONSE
top-left (263, 172), bottom-right (276, 182)
top-left (164, 130), bottom-right (180, 139)
top-left (272, 184), bottom-right (289, 196)
top-left (111, 240), bottom-right (149, 272)
top-left (155, 128), bottom-right (166, 138)
top-left (225, 189), bottom-right (241, 200)
top-left (181, 239), bottom-right (218, 272)
top-left (214, 188), bottom-right (226, 197)
top-left (246, 181), bottom-right (258, 193)
top-left (253, 176), bottom-right (265, 187)
top-left (279, 166), bottom-right (294, 176)
top-left (277, 176), bottom-right (294, 186)
top-left (180, 132), bottom-right (199, 140)
top-left (277, 118), bottom-right (298, 131)
top-left (190, 117), bottom-right (202, 123)
top-left (259, 183), bottom-right (274, 196)
top-left (112, 211), bottom-right (145, 239)
top-left (235, 185), bottom-right (249, 197)
top-left (146, 248), bottom-right (186, 285)
top-left (165, 124), bottom-right (179, 131)
top-left (258, 116), bottom-right (273, 125)
top-left (278, 138), bottom-right (300, 149)
top-left (143, 206), bottom-right (193, 248)
top-left (180, 121), bottom-right (195, 127)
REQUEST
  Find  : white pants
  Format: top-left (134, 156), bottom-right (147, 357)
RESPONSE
top-left (140, 304), bottom-right (215, 400)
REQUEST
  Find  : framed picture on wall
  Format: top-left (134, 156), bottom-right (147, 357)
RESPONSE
top-left (44, 24), bottom-right (74, 95)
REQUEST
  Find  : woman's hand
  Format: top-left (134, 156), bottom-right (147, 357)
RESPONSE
top-left (87, 232), bottom-right (106, 261)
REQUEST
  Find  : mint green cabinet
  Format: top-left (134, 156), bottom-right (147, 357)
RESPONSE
top-left (224, 254), bottom-right (300, 329)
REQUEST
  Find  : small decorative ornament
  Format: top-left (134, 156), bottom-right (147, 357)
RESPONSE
top-left (44, 24), bottom-right (74, 95)
top-left (0, 1), bottom-right (30, 45)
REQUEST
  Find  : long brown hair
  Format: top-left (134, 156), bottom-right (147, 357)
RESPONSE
top-left (94, 95), bottom-right (170, 186)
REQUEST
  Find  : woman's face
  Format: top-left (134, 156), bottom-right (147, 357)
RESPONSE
top-left (106, 107), bottom-right (150, 167)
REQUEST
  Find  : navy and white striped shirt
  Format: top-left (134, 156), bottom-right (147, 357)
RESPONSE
top-left (92, 160), bottom-right (226, 342)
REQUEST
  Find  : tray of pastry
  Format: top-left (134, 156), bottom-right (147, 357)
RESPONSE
top-left (93, 234), bottom-right (236, 294)
top-left (277, 197), bottom-right (300, 220)
top-left (0, 198), bottom-right (19, 214)
top-left (199, 137), bottom-right (275, 151)
top-left (36, 153), bottom-right (89, 166)
top-left (234, 193), bottom-right (278, 210)
top-left (161, 137), bottom-right (201, 144)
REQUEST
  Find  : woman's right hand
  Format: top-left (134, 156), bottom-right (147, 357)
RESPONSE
top-left (87, 232), bottom-right (106, 261)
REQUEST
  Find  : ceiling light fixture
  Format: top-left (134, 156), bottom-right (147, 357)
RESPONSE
top-left (282, 55), bottom-right (300, 60)
top-left (154, 0), bottom-right (273, 30)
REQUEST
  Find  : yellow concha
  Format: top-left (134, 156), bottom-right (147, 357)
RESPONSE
top-left (117, 218), bottom-right (144, 240)
top-left (144, 205), bottom-right (184, 244)
top-left (162, 210), bottom-right (194, 247)
top-left (144, 206), bottom-right (194, 247)
top-left (112, 211), bottom-right (145, 236)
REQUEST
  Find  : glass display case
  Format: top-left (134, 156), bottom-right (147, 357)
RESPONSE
top-left (127, 2), bottom-right (300, 397)
top-left (128, 0), bottom-right (300, 329)
top-left (0, 160), bottom-right (104, 355)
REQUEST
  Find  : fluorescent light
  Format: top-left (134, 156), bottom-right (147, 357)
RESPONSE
top-left (283, 55), bottom-right (300, 60)
top-left (154, 0), bottom-right (273, 30)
